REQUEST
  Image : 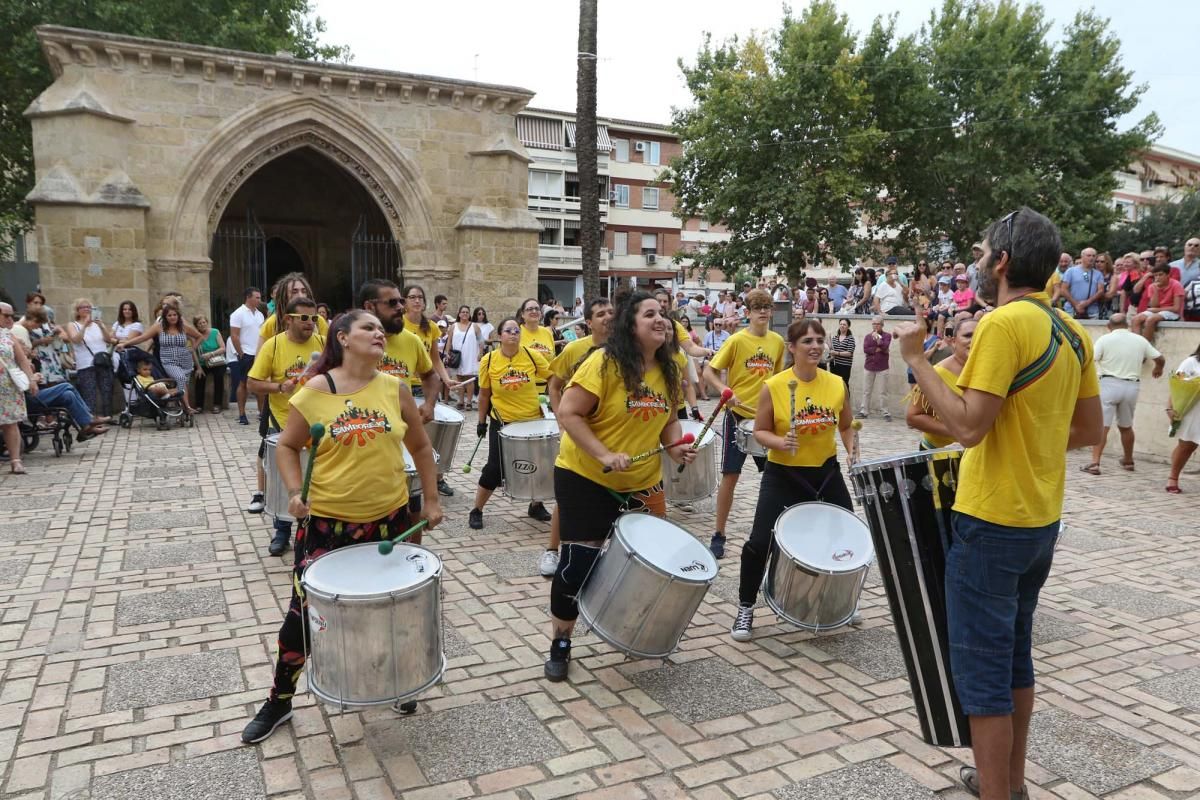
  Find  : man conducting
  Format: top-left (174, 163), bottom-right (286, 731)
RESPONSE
top-left (894, 208), bottom-right (1102, 800)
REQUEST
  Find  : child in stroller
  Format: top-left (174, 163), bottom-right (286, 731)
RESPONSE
top-left (117, 348), bottom-right (193, 429)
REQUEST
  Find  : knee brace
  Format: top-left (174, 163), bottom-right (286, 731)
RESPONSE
top-left (549, 542), bottom-right (601, 621)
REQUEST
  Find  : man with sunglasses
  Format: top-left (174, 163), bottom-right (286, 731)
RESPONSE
top-left (894, 208), bottom-right (1101, 800)
top-left (358, 280), bottom-right (438, 423)
top-left (1059, 247), bottom-right (1105, 319)
top-left (247, 298), bottom-right (326, 556)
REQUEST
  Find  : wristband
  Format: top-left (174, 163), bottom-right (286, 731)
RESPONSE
top-left (288, 488), bottom-right (302, 498)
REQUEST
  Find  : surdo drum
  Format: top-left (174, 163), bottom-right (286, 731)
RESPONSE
top-left (301, 542), bottom-right (445, 707)
top-left (263, 432), bottom-right (307, 523)
top-left (578, 513), bottom-right (718, 659)
top-left (402, 446), bottom-right (439, 498)
top-left (735, 417), bottom-right (769, 458)
top-left (424, 403), bottom-right (464, 473)
top-left (664, 419), bottom-right (719, 505)
top-left (498, 419), bottom-right (560, 503)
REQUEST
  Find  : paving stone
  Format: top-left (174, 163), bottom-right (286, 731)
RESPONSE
top-left (1026, 708), bottom-right (1179, 795)
top-left (130, 484), bottom-right (202, 502)
top-left (1075, 584), bottom-right (1197, 620)
top-left (626, 657), bottom-right (783, 723)
top-left (468, 549), bottom-right (544, 580)
top-left (774, 759), bottom-right (934, 799)
top-left (443, 625), bottom-right (475, 659)
top-left (365, 696), bottom-right (563, 784)
top-left (1128, 520), bottom-right (1197, 537)
top-left (133, 465), bottom-right (198, 481)
top-left (702, 573), bottom-right (763, 608)
top-left (1032, 613), bottom-right (1089, 645)
top-left (0, 518), bottom-right (48, 542)
top-left (1136, 667), bottom-right (1200, 711)
top-left (811, 625), bottom-right (908, 681)
top-left (90, 749), bottom-right (265, 800)
top-left (0, 493), bottom-right (60, 510)
top-left (121, 541), bottom-right (216, 570)
top-left (128, 509), bottom-right (209, 531)
top-left (0, 557), bottom-right (30, 584)
top-left (1059, 530), bottom-right (1124, 552)
top-left (115, 586), bottom-right (228, 626)
top-left (103, 650), bottom-right (244, 711)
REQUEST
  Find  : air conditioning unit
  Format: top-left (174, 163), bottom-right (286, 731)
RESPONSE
top-left (646, 253), bottom-right (657, 264)
top-left (635, 141), bottom-right (646, 153)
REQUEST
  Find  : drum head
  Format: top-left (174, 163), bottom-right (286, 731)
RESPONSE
top-left (303, 542), bottom-right (440, 597)
top-left (774, 502), bottom-right (873, 572)
top-left (677, 419), bottom-right (717, 447)
top-left (501, 419), bottom-right (560, 439)
top-left (850, 446), bottom-right (962, 475)
top-left (615, 513), bottom-right (717, 580)
top-left (402, 446), bottom-right (439, 474)
top-left (432, 403), bottom-right (464, 424)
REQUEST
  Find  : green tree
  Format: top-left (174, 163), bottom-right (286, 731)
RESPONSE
top-left (0, 0), bottom-right (349, 251)
top-left (1108, 190), bottom-right (1200, 257)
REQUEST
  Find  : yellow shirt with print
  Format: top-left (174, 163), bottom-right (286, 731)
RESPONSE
top-left (919, 364), bottom-right (963, 449)
top-left (247, 332), bottom-right (326, 426)
top-left (259, 313), bottom-right (329, 340)
top-left (556, 349), bottom-right (677, 492)
top-left (479, 347), bottom-right (551, 423)
top-left (381, 329), bottom-right (433, 387)
top-left (764, 369), bottom-right (845, 468)
top-left (550, 335), bottom-right (597, 382)
top-left (708, 328), bottom-right (786, 418)
top-left (954, 292), bottom-right (1099, 527)
top-left (289, 372), bottom-right (408, 522)
top-left (520, 325), bottom-right (556, 362)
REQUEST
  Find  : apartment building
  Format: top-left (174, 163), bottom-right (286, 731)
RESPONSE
top-left (1113, 144), bottom-right (1200, 222)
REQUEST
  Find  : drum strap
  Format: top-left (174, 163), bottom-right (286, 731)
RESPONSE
top-left (1007, 298), bottom-right (1085, 396)
top-left (778, 463), bottom-right (839, 501)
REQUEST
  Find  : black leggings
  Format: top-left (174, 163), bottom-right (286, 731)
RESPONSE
top-left (829, 361), bottom-right (851, 388)
top-left (739, 458), bottom-right (853, 605)
top-left (478, 417), bottom-right (505, 491)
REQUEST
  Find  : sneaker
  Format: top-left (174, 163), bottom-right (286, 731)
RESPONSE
top-left (393, 700), bottom-right (418, 715)
top-left (958, 766), bottom-right (1028, 799)
top-left (437, 478), bottom-right (455, 497)
top-left (731, 604), bottom-right (755, 642)
top-left (468, 508), bottom-right (483, 530)
top-left (544, 637), bottom-right (571, 682)
top-left (854, 412), bottom-right (867, 420)
top-left (884, 412), bottom-right (892, 422)
top-left (538, 549), bottom-right (559, 577)
top-left (677, 502), bottom-right (695, 513)
top-left (528, 502), bottom-right (552, 522)
top-left (848, 611), bottom-right (864, 626)
top-left (268, 530), bottom-right (290, 556)
top-left (709, 532), bottom-right (726, 559)
top-left (246, 493), bottom-right (265, 514)
top-left (238, 414), bottom-right (249, 425)
top-left (241, 699), bottom-right (292, 743)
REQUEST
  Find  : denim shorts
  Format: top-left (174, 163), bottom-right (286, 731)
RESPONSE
top-left (946, 511), bottom-right (1059, 716)
top-left (720, 409), bottom-right (766, 475)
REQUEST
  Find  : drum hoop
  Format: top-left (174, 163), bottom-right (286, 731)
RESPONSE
top-left (612, 513), bottom-right (718, 583)
top-left (771, 501), bottom-right (872, 573)
top-left (301, 543), bottom-right (443, 600)
top-left (848, 445), bottom-right (962, 475)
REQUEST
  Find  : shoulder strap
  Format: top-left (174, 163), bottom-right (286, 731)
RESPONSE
top-left (324, 373), bottom-right (336, 393)
top-left (1007, 297), bottom-right (1085, 396)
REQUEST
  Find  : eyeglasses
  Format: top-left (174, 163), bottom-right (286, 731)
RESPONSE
top-left (523, 306), bottom-right (540, 313)
top-left (500, 326), bottom-right (521, 335)
top-left (286, 313), bottom-right (319, 322)
top-left (748, 304), bottom-right (772, 312)
top-left (373, 297), bottom-right (404, 308)
top-left (405, 294), bottom-right (425, 302)
top-left (1141, 257), bottom-right (1153, 262)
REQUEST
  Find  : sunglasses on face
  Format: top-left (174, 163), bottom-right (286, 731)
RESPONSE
top-left (373, 297), bottom-right (404, 308)
top-left (500, 326), bottom-right (521, 335)
top-left (523, 306), bottom-right (539, 313)
top-left (287, 313), bottom-right (319, 322)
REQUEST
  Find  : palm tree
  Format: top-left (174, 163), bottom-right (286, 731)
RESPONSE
top-left (576, 0), bottom-right (601, 300)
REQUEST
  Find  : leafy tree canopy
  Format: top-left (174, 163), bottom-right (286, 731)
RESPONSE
top-left (1108, 190), bottom-right (1200, 258)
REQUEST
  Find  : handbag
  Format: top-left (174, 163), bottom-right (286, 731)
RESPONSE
top-left (201, 350), bottom-right (228, 368)
top-left (78, 323), bottom-right (112, 369)
top-left (6, 366), bottom-right (29, 392)
top-left (444, 327), bottom-right (463, 370)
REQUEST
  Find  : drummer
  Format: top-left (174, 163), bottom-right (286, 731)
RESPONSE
top-left (518, 297), bottom-right (556, 377)
top-left (906, 318), bottom-right (976, 449)
top-left (468, 316), bottom-right (553, 529)
top-left (246, 297), bottom-right (326, 557)
top-left (545, 291), bottom-right (695, 682)
top-left (702, 288), bottom-right (785, 558)
top-left (358, 279), bottom-right (438, 424)
top-left (402, 284), bottom-right (458, 497)
top-left (732, 318), bottom-right (856, 642)
top-left (240, 309), bottom-right (442, 744)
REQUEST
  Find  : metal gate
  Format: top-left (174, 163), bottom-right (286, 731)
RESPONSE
top-left (351, 215), bottom-right (403, 299)
top-left (209, 210), bottom-right (267, 324)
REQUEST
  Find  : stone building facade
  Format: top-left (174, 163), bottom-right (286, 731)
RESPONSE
top-left (25, 26), bottom-right (540, 323)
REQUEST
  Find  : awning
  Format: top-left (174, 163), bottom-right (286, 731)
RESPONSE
top-left (565, 121), bottom-right (612, 152)
top-left (536, 217), bottom-right (560, 231)
top-left (606, 269), bottom-right (678, 280)
top-left (563, 219), bottom-right (581, 230)
top-left (517, 116), bottom-right (562, 150)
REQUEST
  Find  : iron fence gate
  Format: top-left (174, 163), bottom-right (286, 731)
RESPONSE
top-left (351, 215), bottom-right (403, 299)
top-left (209, 210), bottom-right (267, 324)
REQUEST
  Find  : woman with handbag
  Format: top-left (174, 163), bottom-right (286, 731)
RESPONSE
top-left (0, 313), bottom-right (38, 474)
top-left (116, 304), bottom-right (203, 415)
top-left (66, 298), bottom-right (117, 419)
top-left (192, 315), bottom-right (227, 413)
top-left (449, 305), bottom-right (484, 409)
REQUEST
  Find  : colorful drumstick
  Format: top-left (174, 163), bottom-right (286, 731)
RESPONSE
top-left (539, 394), bottom-right (553, 418)
top-left (299, 422), bottom-right (326, 504)
top-left (677, 388), bottom-right (732, 473)
top-left (603, 433), bottom-right (694, 473)
top-left (377, 519), bottom-right (430, 555)
top-left (295, 351), bottom-right (322, 385)
top-left (850, 418), bottom-right (862, 463)
top-left (462, 431), bottom-right (486, 473)
top-left (787, 379), bottom-right (798, 453)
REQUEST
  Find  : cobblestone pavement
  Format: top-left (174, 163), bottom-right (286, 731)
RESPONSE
top-left (2, 398), bottom-right (1199, 800)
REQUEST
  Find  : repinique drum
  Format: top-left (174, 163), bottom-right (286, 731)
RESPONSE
top-left (424, 403), bottom-right (464, 473)
top-left (263, 432), bottom-right (307, 523)
top-left (764, 502), bottom-right (873, 630)
top-left (664, 419), bottom-right (719, 505)
top-left (301, 542), bottom-right (445, 707)
top-left (578, 513), bottom-right (717, 659)
top-left (850, 447), bottom-right (970, 748)
top-left (735, 417), bottom-right (768, 458)
top-left (402, 446), bottom-right (439, 498)
top-left (499, 418), bottom-right (560, 502)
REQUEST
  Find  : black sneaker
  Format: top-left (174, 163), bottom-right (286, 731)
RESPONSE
top-left (393, 699), bottom-right (417, 715)
top-left (437, 478), bottom-right (455, 497)
top-left (241, 699), bottom-right (292, 743)
top-left (544, 637), bottom-right (571, 682)
top-left (468, 508), bottom-right (484, 529)
top-left (709, 532), bottom-right (726, 559)
top-left (245, 493), bottom-right (265, 514)
top-left (268, 531), bottom-right (290, 556)
top-left (528, 502), bottom-right (552, 522)
top-left (238, 414), bottom-right (249, 425)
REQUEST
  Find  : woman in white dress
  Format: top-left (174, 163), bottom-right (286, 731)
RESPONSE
top-left (450, 305), bottom-right (486, 409)
top-left (1166, 341), bottom-right (1200, 493)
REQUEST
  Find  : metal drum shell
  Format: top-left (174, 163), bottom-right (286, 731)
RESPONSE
top-left (301, 543), bottom-right (445, 707)
top-left (403, 447), bottom-right (439, 498)
top-left (499, 419), bottom-right (560, 503)
top-left (424, 403), bottom-right (464, 473)
top-left (663, 419), bottom-right (719, 505)
top-left (263, 433), bottom-right (307, 522)
top-left (735, 417), bottom-right (768, 458)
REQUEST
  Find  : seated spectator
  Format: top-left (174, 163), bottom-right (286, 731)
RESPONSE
top-left (19, 308), bottom-right (68, 386)
top-left (134, 359), bottom-right (184, 401)
top-left (28, 380), bottom-right (109, 440)
top-left (1131, 265), bottom-right (1184, 342)
top-left (952, 275), bottom-right (975, 313)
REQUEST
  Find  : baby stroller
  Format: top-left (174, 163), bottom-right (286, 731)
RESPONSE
top-left (116, 348), bottom-right (193, 430)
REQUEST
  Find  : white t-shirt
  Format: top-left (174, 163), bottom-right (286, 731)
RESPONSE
top-left (113, 321), bottom-right (144, 341)
top-left (70, 321), bottom-right (108, 370)
top-left (229, 305), bottom-right (265, 356)
top-left (875, 281), bottom-right (906, 313)
top-left (1093, 328), bottom-right (1161, 382)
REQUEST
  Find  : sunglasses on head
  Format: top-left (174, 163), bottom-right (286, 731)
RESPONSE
top-left (287, 313), bottom-right (318, 322)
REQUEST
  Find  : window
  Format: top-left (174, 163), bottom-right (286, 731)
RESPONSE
top-left (613, 139), bottom-right (629, 162)
top-left (528, 170), bottom-right (563, 199)
top-left (565, 173), bottom-right (580, 200)
top-left (643, 141), bottom-right (661, 166)
top-left (613, 231), bottom-right (628, 256)
top-left (698, 219), bottom-right (709, 232)
top-left (563, 225), bottom-right (581, 247)
top-left (641, 233), bottom-right (657, 256)
top-left (642, 187), bottom-right (659, 210)
top-left (611, 184), bottom-right (629, 207)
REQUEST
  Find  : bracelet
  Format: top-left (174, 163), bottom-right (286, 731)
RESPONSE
top-left (288, 488), bottom-right (302, 498)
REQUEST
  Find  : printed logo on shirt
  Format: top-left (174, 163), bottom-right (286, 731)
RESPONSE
top-left (528, 341), bottom-right (552, 356)
top-left (626, 384), bottom-right (670, 421)
top-left (743, 348), bottom-right (775, 377)
top-left (284, 356), bottom-right (310, 382)
top-left (499, 366), bottom-right (532, 391)
top-left (329, 400), bottom-right (392, 447)
top-left (378, 355), bottom-right (411, 380)
top-left (792, 397), bottom-right (837, 435)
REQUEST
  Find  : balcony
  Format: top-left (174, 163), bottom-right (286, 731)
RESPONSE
top-left (538, 245), bottom-right (611, 267)
top-left (528, 195), bottom-right (609, 216)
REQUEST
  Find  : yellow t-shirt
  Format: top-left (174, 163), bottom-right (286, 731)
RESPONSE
top-left (764, 369), bottom-right (845, 467)
top-left (520, 325), bottom-right (556, 361)
top-left (479, 347), bottom-right (551, 424)
top-left (248, 332), bottom-right (326, 427)
top-left (954, 292), bottom-right (1099, 527)
top-left (556, 349), bottom-right (676, 491)
top-left (550, 335), bottom-right (598, 382)
top-left (380, 329), bottom-right (433, 386)
top-left (289, 372), bottom-right (409, 522)
top-left (1044, 269), bottom-right (1062, 297)
top-left (707, 328), bottom-right (786, 418)
top-left (135, 374), bottom-right (155, 389)
top-left (916, 363), bottom-right (963, 449)
top-left (673, 319), bottom-right (691, 347)
top-left (259, 313), bottom-right (329, 340)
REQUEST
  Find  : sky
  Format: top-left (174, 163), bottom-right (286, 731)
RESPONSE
top-left (312, 0), bottom-right (1199, 155)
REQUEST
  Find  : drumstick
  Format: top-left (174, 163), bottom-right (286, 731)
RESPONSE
top-left (787, 379), bottom-right (798, 454)
top-left (677, 388), bottom-right (732, 474)
top-left (850, 418), bottom-right (862, 464)
top-left (377, 519), bottom-right (430, 555)
top-left (539, 394), bottom-right (552, 418)
top-left (603, 433), bottom-right (694, 473)
top-left (299, 422), bottom-right (326, 504)
top-left (295, 351), bottom-right (321, 385)
top-left (462, 430), bottom-right (485, 473)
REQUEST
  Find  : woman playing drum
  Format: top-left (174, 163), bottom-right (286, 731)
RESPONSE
top-left (545, 291), bottom-right (695, 682)
top-left (906, 318), bottom-right (976, 450)
top-left (468, 316), bottom-right (553, 529)
top-left (732, 318), bottom-right (856, 642)
top-left (241, 310), bottom-right (443, 744)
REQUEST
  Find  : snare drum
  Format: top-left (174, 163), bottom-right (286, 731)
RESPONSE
top-left (263, 432), bottom-right (307, 522)
top-left (498, 419), bottom-right (560, 502)
top-left (664, 419), bottom-right (719, 505)
top-left (424, 403), bottom-right (464, 473)
top-left (301, 542), bottom-right (445, 707)
top-left (402, 446), bottom-right (439, 498)
top-left (764, 502), bottom-right (873, 630)
top-left (578, 513), bottom-right (718, 659)
top-left (735, 417), bottom-right (768, 458)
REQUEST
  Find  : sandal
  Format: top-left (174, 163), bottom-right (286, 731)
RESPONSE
top-left (959, 766), bottom-right (1029, 799)
top-left (1119, 460), bottom-right (1135, 472)
top-left (1080, 463), bottom-right (1101, 475)
top-left (1166, 479), bottom-right (1182, 494)
top-left (10, 459), bottom-right (26, 475)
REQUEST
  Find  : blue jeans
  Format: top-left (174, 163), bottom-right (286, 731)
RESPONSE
top-left (272, 517), bottom-right (292, 542)
top-left (946, 511), bottom-right (1059, 716)
top-left (33, 383), bottom-right (93, 428)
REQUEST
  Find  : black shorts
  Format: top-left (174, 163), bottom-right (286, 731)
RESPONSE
top-left (553, 466), bottom-right (665, 542)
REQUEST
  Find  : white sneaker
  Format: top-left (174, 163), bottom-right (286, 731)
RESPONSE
top-left (538, 549), bottom-right (559, 577)
top-left (731, 604), bottom-right (754, 642)
top-left (246, 493), bottom-right (265, 514)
